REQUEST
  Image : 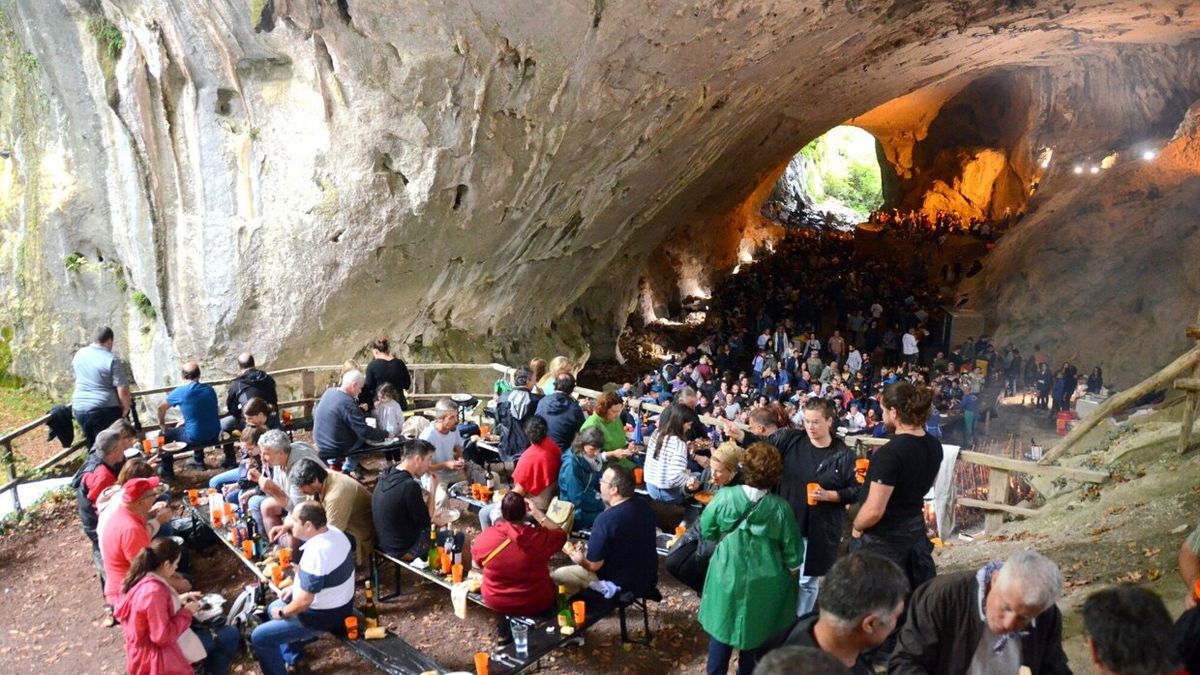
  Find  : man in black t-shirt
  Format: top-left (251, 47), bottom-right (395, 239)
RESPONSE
top-left (552, 466), bottom-right (658, 598)
top-left (372, 439), bottom-right (436, 559)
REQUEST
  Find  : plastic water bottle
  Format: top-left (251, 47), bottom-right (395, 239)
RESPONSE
top-left (633, 413), bottom-right (644, 445)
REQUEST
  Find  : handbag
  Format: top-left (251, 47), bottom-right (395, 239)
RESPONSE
top-left (665, 495), bottom-right (763, 594)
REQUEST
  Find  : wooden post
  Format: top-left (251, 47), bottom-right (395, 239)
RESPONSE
top-left (1178, 308), bottom-right (1200, 455)
top-left (1, 440), bottom-right (19, 514)
top-left (1040, 343), bottom-right (1200, 464)
top-left (301, 370), bottom-right (316, 419)
top-left (984, 467), bottom-right (1009, 535)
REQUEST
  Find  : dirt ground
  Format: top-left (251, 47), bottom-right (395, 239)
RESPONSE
top-left (0, 443), bottom-right (719, 675)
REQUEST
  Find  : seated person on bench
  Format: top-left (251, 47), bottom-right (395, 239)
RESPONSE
top-left (373, 439), bottom-right (437, 560)
top-left (557, 426), bottom-right (606, 529)
top-left (479, 415), bottom-right (561, 528)
top-left (157, 361), bottom-right (221, 470)
top-left (252, 501), bottom-right (355, 675)
top-left (420, 399), bottom-right (468, 506)
top-left (253, 430), bottom-right (321, 548)
top-left (552, 465), bottom-right (658, 600)
top-left (472, 492), bottom-right (566, 646)
top-left (277, 459), bottom-right (375, 567)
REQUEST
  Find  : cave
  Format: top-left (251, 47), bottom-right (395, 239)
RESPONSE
top-left (0, 1), bottom-right (1195, 392)
top-left (768, 125), bottom-right (886, 229)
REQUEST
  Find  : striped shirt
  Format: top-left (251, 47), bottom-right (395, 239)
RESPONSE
top-left (644, 432), bottom-right (690, 489)
top-left (298, 526), bottom-right (355, 610)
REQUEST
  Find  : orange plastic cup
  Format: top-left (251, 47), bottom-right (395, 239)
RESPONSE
top-left (344, 616), bottom-right (359, 640)
top-left (187, 489), bottom-right (199, 506)
top-left (480, 424), bottom-right (491, 436)
top-left (156, 435), bottom-right (165, 449)
top-left (272, 565), bottom-right (284, 586)
top-left (674, 523), bottom-right (686, 537)
top-left (242, 540), bottom-right (254, 559)
top-left (142, 439), bottom-right (153, 454)
top-left (474, 651), bottom-right (489, 675)
top-left (440, 550), bottom-right (453, 575)
top-left (806, 482), bottom-right (820, 506)
top-left (452, 564), bottom-right (464, 583)
top-left (633, 467), bottom-right (644, 485)
top-left (855, 458), bottom-right (869, 484)
top-left (279, 547), bottom-right (291, 568)
top-left (572, 600), bottom-right (585, 625)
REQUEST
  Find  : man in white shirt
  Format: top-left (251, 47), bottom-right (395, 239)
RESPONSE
top-left (419, 399), bottom-right (466, 505)
top-left (902, 328), bottom-right (920, 365)
top-left (252, 501), bottom-right (355, 675)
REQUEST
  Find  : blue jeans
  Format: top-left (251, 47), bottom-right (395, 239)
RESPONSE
top-left (796, 537), bottom-right (821, 616)
top-left (248, 494), bottom-right (268, 535)
top-left (251, 600), bottom-right (317, 675)
top-left (648, 484), bottom-right (686, 505)
top-left (198, 624), bottom-right (239, 675)
top-left (707, 637), bottom-right (758, 675)
top-left (209, 468), bottom-right (241, 491)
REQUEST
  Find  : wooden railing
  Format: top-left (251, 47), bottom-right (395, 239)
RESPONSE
top-left (0, 362), bottom-right (515, 515)
top-left (0, 360), bottom-right (1111, 534)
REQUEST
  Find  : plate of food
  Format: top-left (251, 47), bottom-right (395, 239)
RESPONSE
top-left (448, 481), bottom-right (470, 499)
top-left (693, 491), bottom-right (714, 505)
top-left (434, 507), bottom-right (461, 525)
top-left (162, 441), bottom-right (187, 453)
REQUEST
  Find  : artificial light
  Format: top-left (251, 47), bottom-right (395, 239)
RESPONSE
top-left (1073, 165), bottom-right (1083, 174)
top-left (1089, 166), bottom-right (1100, 174)
top-left (1142, 150), bottom-right (1157, 161)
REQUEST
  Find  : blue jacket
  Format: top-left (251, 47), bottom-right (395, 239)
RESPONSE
top-left (535, 393), bottom-right (585, 451)
top-left (558, 449), bottom-right (604, 529)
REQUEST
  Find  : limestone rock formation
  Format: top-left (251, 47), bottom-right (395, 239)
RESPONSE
top-left (961, 99), bottom-right (1200, 386)
top-left (0, 0), bottom-right (1198, 391)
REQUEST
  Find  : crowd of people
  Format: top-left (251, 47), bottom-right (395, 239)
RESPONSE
top-left (867, 208), bottom-right (1017, 241)
top-left (61, 213), bottom-right (1192, 675)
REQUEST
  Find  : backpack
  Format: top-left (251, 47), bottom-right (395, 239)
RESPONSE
top-left (226, 581), bottom-right (270, 642)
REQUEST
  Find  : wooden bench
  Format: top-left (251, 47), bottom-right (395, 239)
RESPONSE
top-left (371, 550), bottom-right (487, 606)
top-left (338, 627), bottom-right (445, 675)
top-left (486, 588), bottom-right (660, 675)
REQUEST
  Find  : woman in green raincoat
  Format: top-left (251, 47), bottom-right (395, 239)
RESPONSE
top-left (698, 441), bottom-right (803, 675)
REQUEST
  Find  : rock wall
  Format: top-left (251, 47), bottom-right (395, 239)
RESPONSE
top-left (0, 0), bottom-right (1199, 392)
top-left (961, 99), bottom-right (1200, 386)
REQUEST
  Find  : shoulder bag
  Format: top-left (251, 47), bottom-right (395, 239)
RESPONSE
top-left (666, 495), bottom-right (764, 594)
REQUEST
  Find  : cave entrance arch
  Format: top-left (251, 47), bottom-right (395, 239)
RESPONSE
top-left (768, 125), bottom-right (887, 228)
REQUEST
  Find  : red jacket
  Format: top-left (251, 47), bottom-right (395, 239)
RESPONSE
top-left (113, 575), bottom-right (194, 675)
top-left (471, 521), bottom-right (566, 616)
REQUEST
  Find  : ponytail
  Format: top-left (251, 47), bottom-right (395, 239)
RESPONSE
top-left (122, 538), bottom-right (182, 595)
top-left (882, 381), bottom-right (934, 426)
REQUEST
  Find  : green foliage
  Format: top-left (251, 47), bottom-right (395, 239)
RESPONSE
top-left (131, 290), bottom-right (156, 320)
top-left (63, 251), bottom-right (85, 272)
top-left (798, 125), bottom-right (884, 220)
top-left (86, 16), bottom-right (124, 60)
top-left (105, 261), bottom-right (128, 292)
top-left (0, 326), bottom-right (19, 387)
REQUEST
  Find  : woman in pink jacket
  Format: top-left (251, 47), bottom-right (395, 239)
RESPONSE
top-left (114, 538), bottom-right (238, 675)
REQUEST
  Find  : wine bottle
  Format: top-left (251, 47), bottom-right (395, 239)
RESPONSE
top-left (426, 525), bottom-right (439, 568)
top-left (555, 584), bottom-right (574, 628)
top-left (363, 581), bottom-right (380, 629)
